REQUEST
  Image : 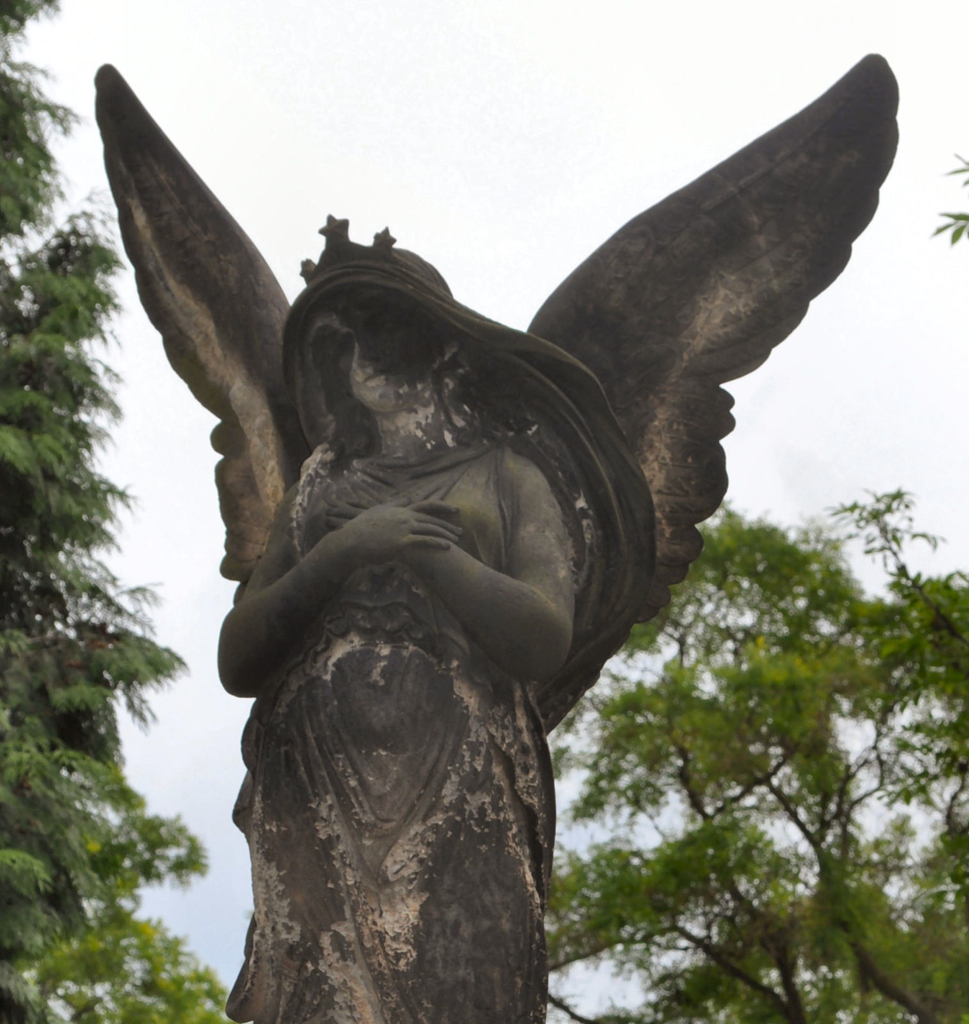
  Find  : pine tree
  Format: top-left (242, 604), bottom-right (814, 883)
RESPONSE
top-left (0, 5), bottom-right (224, 1021)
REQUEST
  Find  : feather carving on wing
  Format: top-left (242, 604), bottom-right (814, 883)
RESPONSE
top-left (95, 56), bottom-right (897, 630)
top-left (529, 54), bottom-right (898, 620)
top-left (95, 66), bottom-right (308, 584)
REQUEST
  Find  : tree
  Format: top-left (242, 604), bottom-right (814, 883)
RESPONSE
top-left (548, 496), bottom-right (969, 1024)
top-left (22, 784), bottom-right (227, 1024)
top-left (30, 907), bottom-right (226, 1024)
top-left (934, 156), bottom-right (969, 245)
top-left (0, 4), bottom-right (226, 1020)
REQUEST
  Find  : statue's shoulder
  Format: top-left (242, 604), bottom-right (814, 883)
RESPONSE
top-left (492, 443), bottom-right (539, 482)
top-left (494, 444), bottom-right (564, 523)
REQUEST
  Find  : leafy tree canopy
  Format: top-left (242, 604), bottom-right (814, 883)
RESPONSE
top-left (549, 494), bottom-right (969, 1024)
top-left (0, 4), bottom-right (226, 1021)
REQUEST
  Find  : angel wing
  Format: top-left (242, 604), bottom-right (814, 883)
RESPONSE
top-left (528, 54), bottom-right (898, 621)
top-left (95, 65), bottom-right (308, 584)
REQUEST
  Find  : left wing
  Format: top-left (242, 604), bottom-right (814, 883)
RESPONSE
top-left (529, 54), bottom-right (898, 622)
top-left (96, 66), bottom-right (309, 582)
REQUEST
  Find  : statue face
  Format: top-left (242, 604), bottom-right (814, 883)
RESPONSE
top-left (349, 343), bottom-right (435, 414)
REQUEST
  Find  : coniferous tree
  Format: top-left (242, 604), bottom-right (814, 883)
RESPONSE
top-left (0, 5), bottom-right (225, 1021)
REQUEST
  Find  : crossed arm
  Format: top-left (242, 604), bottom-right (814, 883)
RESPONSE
top-left (218, 456), bottom-right (575, 699)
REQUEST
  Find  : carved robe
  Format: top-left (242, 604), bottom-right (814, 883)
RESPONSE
top-left (227, 443), bottom-right (565, 1024)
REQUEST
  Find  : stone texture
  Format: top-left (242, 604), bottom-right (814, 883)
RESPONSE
top-left (96, 54), bottom-right (897, 1024)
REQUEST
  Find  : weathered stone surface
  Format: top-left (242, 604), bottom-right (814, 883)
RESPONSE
top-left (96, 54), bottom-right (897, 1024)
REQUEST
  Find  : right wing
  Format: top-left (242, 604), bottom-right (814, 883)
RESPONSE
top-left (529, 55), bottom-right (898, 623)
top-left (95, 65), bottom-right (309, 582)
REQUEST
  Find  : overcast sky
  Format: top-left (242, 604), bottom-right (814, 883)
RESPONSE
top-left (20, 0), bottom-right (969, 1012)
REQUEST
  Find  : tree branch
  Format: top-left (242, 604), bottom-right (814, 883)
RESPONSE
top-left (765, 779), bottom-right (822, 856)
top-left (944, 764), bottom-right (968, 838)
top-left (672, 742), bottom-right (710, 820)
top-left (548, 993), bottom-right (607, 1024)
top-left (714, 752), bottom-right (791, 816)
top-left (887, 535), bottom-right (969, 655)
top-left (548, 941), bottom-right (618, 972)
top-left (672, 924), bottom-right (791, 1018)
top-left (912, 578), bottom-right (969, 652)
top-left (772, 943), bottom-right (808, 1024)
top-left (850, 940), bottom-right (938, 1024)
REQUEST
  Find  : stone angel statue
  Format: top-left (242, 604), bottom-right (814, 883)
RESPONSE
top-left (95, 54), bottom-right (897, 1024)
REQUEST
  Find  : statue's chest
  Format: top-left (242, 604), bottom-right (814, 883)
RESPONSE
top-left (433, 468), bottom-right (506, 571)
top-left (300, 450), bottom-right (507, 573)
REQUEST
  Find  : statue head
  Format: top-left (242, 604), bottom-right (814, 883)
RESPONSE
top-left (283, 219), bottom-right (479, 455)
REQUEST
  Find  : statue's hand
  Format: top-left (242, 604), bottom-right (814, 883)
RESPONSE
top-left (322, 500), bottom-right (462, 571)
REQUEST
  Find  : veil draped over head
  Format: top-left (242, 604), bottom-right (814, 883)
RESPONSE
top-left (283, 252), bottom-right (656, 730)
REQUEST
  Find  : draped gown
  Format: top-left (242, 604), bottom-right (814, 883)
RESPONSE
top-left (226, 441), bottom-right (571, 1024)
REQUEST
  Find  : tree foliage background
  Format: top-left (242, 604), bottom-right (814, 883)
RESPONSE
top-left (548, 495), bottom-right (969, 1024)
top-left (0, 3), bottom-right (226, 1020)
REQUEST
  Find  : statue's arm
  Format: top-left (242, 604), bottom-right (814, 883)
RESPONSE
top-left (217, 487), bottom-right (464, 698)
top-left (401, 454), bottom-right (575, 684)
top-left (218, 487), bottom-right (335, 698)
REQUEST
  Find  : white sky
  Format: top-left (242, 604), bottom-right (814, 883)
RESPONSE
top-left (20, 0), bottom-right (969, 1012)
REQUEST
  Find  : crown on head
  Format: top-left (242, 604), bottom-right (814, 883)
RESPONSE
top-left (299, 215), bottom-right (398, 284)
